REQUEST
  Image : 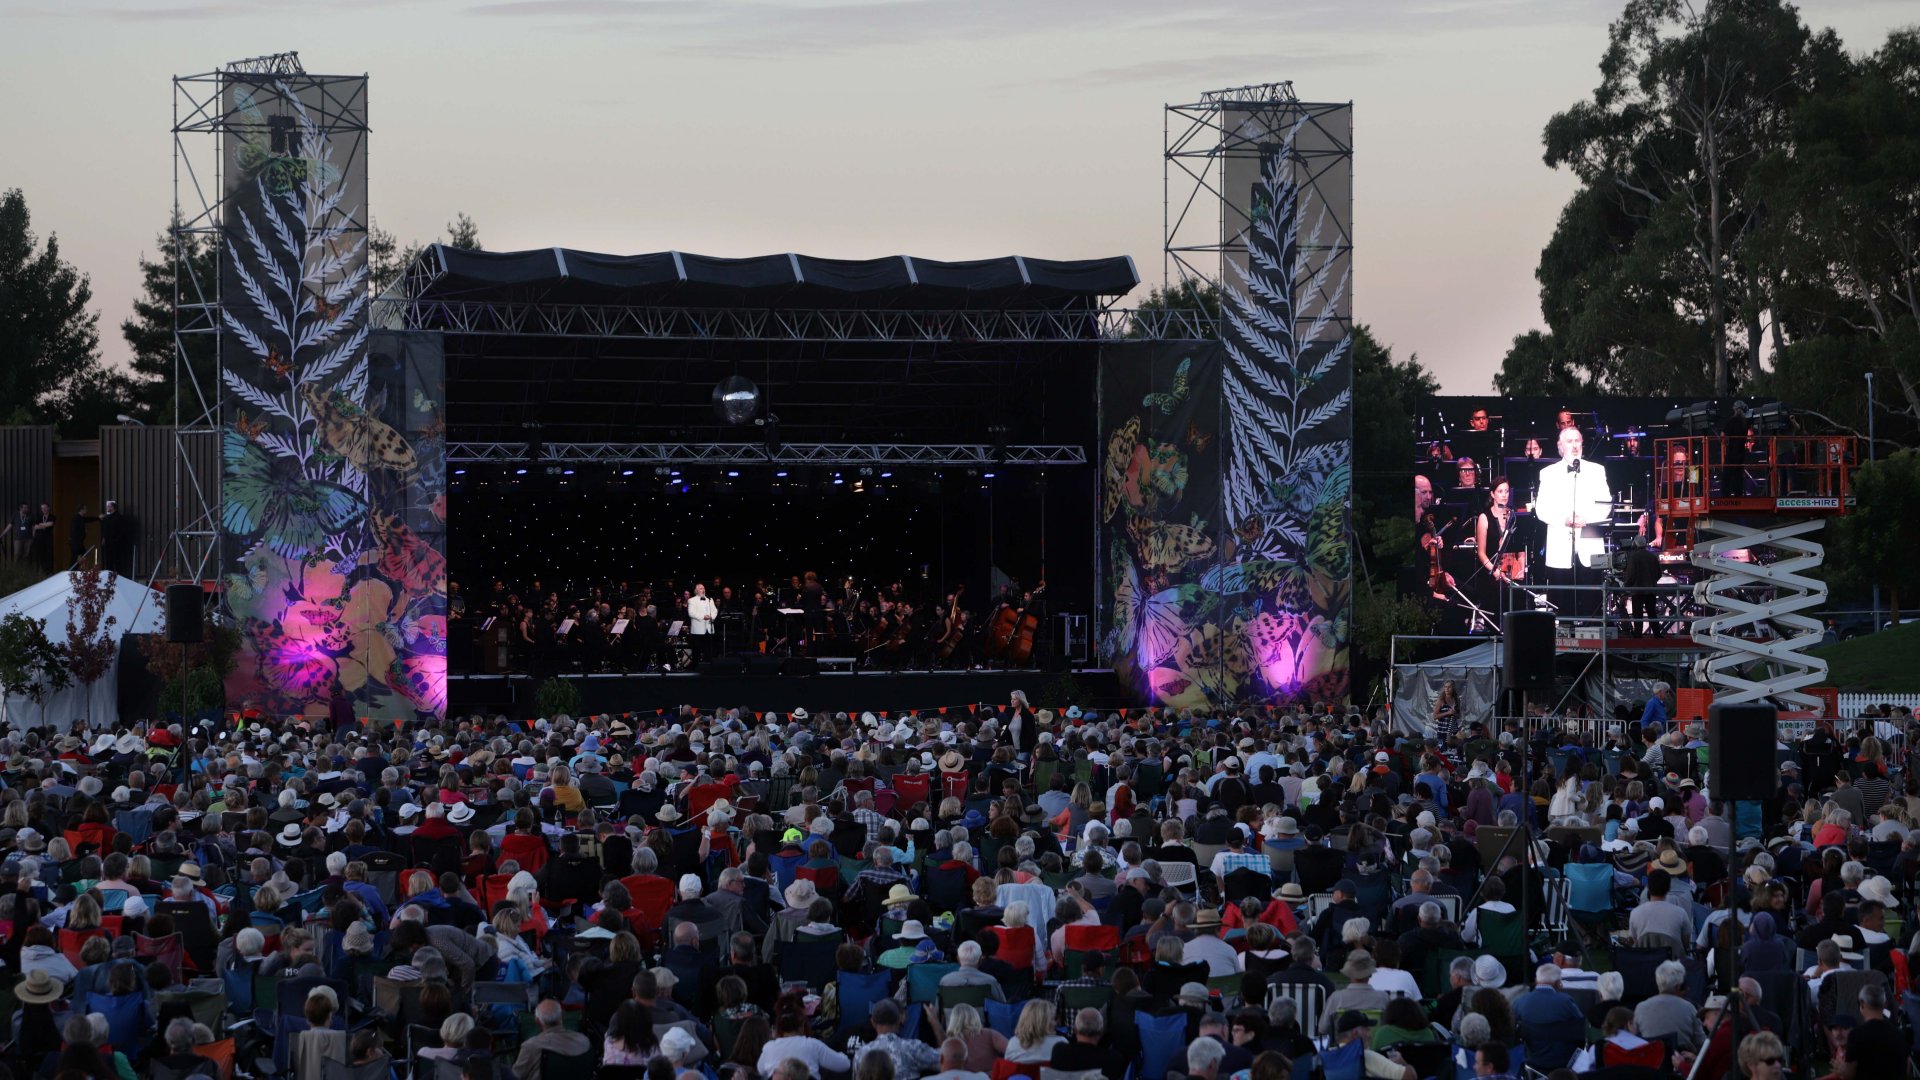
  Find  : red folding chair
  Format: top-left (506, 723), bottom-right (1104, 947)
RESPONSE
top-left (59, 927), bottom-right (108, 967)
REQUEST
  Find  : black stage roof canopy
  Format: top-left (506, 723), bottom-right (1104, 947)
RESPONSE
top-left (410, 245), bottom-right (1138, 311)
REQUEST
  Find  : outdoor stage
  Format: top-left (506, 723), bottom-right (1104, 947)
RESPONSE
top-left (448, 667), bottom-right (1124, 717)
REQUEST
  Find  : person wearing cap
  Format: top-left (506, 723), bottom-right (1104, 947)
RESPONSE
top-left (1182, 907), bottom-right (1239, 977)
top-left (1318, 950), bottom-right (1390, 1037)
top-left (1311, 879), bottom-right (1366, 964)
top-left (1332, 1009), bottom-right (1416, 1080)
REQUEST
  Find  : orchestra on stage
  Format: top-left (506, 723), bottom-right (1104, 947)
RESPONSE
top-left (450, 570), bottom-right (1053, 675)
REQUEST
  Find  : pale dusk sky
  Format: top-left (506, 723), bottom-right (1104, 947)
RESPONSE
top-left (2, 0), bottom-right (1913, 391)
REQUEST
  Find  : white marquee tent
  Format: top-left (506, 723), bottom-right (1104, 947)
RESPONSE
top-left (0, 572), bottom-right (163, 732)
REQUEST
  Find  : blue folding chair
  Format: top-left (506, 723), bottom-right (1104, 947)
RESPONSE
top-left (984, 998), bottom-right (1022, 1038)
top-left (1137, 1010), bottom-right (1187, 1080)
top-left (1320, 1038), bottom-right (1366, 1080)
top-left (834, 970), bottom-right (891, 1036)
top-left (84, 990), bottom-right (152, 1059)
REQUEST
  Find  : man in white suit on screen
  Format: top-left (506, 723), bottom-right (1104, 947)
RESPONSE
top-left (1534, 425), bottom-right (1614, 618)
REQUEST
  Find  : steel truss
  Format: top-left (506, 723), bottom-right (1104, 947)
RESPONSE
top-left (1164, 81), bottom-right (1355, 289)
top-left (448, 443), bottom-right (1086, 466)
top-left (1690, 517), bottom-right (1829, 709)
top-left (376, 297), bottom-right (1215, 344)
top-left (170, 53), bottom-right (371, 583)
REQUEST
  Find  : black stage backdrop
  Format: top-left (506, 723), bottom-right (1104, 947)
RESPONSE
top-left (451, 466), bottom-right (1091, 625)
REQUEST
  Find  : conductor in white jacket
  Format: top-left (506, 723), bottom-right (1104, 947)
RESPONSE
top-left (1533, 425), bottom-right (1614, 617)
top-left (686, 583), bottom-right (718, 662)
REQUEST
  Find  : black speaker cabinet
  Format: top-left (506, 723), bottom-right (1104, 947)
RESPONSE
top-left (701, 657), bottom-right (746, 677)
top-left (781, 657), bottom-right (819, 677)
top-left (743, 655), bottom-right (783, 677)
top-left (1502, 610), bottom-right (1554, 691)
top-left (1708, 702), bottom-right (1779, 802)
top-left (165, 583), bottom-right (204, 643)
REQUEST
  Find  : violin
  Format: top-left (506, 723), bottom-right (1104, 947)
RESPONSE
top-left (1422, 513), bottom-right (1455, 599)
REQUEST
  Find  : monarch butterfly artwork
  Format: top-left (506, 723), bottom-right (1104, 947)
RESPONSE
top-left (222, 429), bottom-right (366, 559)
top-left (1141, 357), bottom-right (1192, 414)
top-left (1102, 417), bottom-right (1139, 522)
top-left (300, 382), bottom-right (417, 473)
top-left (264, 348), bottom-right (293, 380)
top-left (233, 411), bottom-right (269, 441)
top-left (1126, 516), bottom-right (1216, 575)
top-left (1184, 422), bottom-right (1214, 456)
top-left (372, 511), bottom-right (448, 600)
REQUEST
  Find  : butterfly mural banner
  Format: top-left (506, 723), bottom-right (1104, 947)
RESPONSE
top-left (1100, 341), bottom-right (1228, 708)
top-left (217, 74), bottom-right (450, 723)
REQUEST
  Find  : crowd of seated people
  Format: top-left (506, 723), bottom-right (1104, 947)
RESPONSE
top-left (0, 701), bottom-right (1911, 1080)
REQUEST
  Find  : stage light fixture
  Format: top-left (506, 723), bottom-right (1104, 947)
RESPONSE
top-left (453, 468), bottom-right (466, 476)
top-left (776, 470), bottom-right (789, 478)
top-left (983, 471), bottom-right (997, 479)
top-left (1666, 401), bottom-right (1719, 433)
top-left (880, 471), bottom-right (892, 478)
top-left (514, 468), bottom-right (527, 476)
top-left (726, 470), bottom-right (740, 478)
top-left (620, 469), bottom-right (634, 477)
top-left (712, 375), bottom-right (762, 425)
top-left (1751, 401), bottom-right (1794, 434)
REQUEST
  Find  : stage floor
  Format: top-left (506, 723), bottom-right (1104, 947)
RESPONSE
top-left (449, 668), bottom-right (1123, 718)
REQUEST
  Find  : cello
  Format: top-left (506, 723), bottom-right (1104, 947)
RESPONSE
top-left (984, 604), bottom-right (1020, 661)
top-left (1004, 583), bottom-right (1045, 667)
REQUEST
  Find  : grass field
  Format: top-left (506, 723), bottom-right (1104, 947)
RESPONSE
top-left (1808, 619), bottom-right (1920, 692)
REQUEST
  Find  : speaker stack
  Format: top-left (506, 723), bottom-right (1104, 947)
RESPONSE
top-left (165, 583), bottom-right (204, 643)
top-left (1501, 610), bottom-right (1554, 692)
top-left (1708, 702), bottom-right (1780, 803)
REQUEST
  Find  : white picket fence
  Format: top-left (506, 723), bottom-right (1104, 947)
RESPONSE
top-left (1838, 693), bottom-right (1920, 718)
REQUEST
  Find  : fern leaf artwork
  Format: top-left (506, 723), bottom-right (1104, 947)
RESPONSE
top-left (217, 78), bottom-right (447, 724)
top-left (1214, 112), bottom-right (1355, 706)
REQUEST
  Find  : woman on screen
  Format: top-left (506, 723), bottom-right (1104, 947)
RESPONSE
top-left (1474, 477), bottom-right (1519, 588)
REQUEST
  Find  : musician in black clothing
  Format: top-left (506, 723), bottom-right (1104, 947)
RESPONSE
top-left (68, 504), bottom-right (98, 568)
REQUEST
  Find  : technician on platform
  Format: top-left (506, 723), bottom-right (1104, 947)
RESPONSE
top-left (1533, 425), bottom-right (1613, 618)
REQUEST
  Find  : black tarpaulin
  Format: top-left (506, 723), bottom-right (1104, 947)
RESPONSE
top-left (413, 245), bottom-right (1135, 310)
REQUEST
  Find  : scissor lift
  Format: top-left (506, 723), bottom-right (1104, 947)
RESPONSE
top-left (1653, 435), bottom-right (1858, 709)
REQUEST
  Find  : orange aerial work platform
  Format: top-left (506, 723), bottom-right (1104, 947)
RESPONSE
top-left (1653, 434), bottom-right (1859, 712)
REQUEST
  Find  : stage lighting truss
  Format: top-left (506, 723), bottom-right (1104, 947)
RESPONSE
top-left (378, 293), bottom-right (1214, 343)
top-left (446, 442), bottom-right (1088, 467)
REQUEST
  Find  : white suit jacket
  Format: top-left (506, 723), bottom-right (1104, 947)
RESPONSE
top-left (1533, 457), bottom-right (1613, 569)
top-left (686, 595), bottom-right (717, 634)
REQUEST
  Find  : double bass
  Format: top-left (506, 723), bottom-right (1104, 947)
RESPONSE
top-left (984, 583), bottom-right (1045, 666)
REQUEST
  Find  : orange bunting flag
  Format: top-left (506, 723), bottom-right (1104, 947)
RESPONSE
top-left (938, 707), bottom-right (948, 715)
top-left (967, 704), bottom-right (977, 714)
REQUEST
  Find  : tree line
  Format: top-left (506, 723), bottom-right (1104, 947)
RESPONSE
top-left (0, 194), bottom-right (480, 435)
top-left (1498, 1), bottom-right (1920, 451)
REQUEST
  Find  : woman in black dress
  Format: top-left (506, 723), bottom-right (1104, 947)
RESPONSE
top-left (1474, 477), bottom-right (1519, 592)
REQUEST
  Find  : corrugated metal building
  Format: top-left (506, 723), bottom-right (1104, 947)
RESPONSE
top-left (0, 424), bottom-right (220, 584)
